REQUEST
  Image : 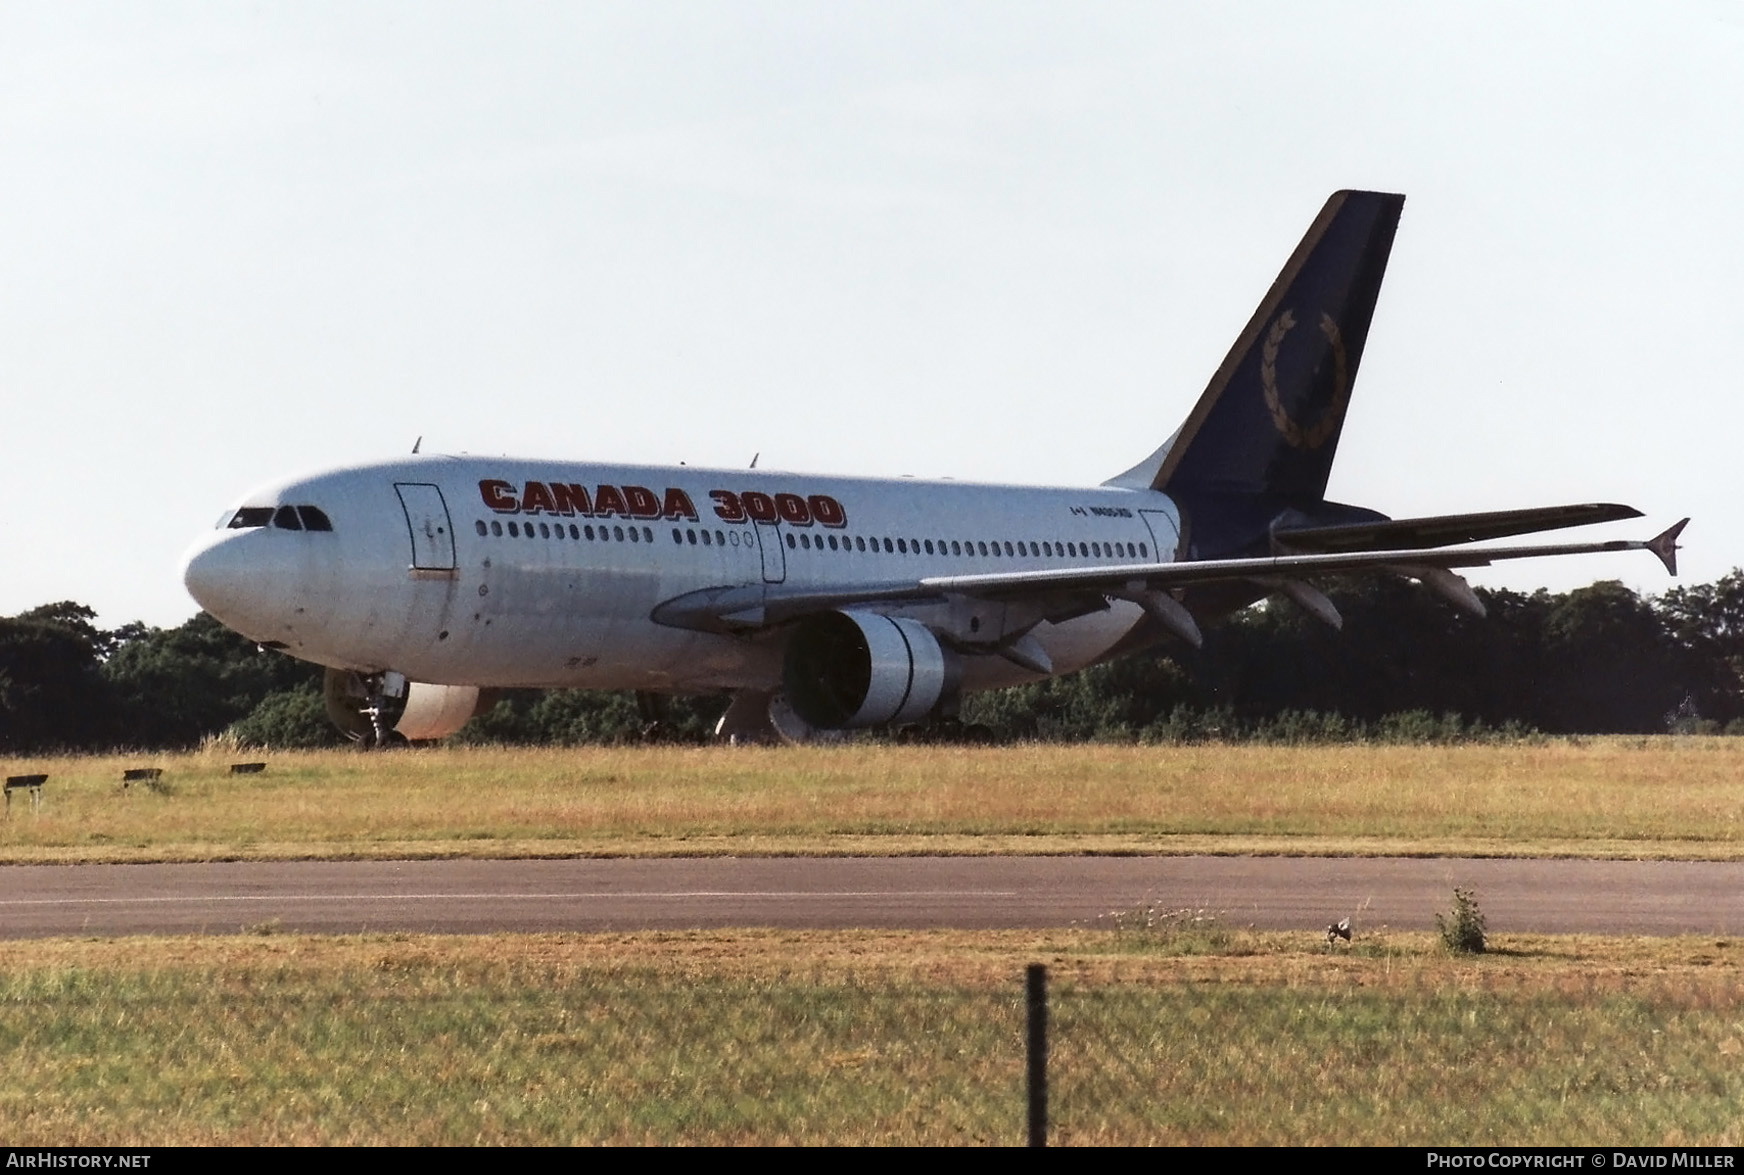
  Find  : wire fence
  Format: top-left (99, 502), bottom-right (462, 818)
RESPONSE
top-left (592, 965), bottom-right (1744, 1146)
top-left (10, 951), bottom-right (1744, 1144)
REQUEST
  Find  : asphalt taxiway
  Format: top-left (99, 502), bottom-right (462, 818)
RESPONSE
top-left (1, 855), bottom-right (1740, 938)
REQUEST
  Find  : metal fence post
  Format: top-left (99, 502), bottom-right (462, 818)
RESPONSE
top-left (1027, 962), bottom-right (1047, 1147)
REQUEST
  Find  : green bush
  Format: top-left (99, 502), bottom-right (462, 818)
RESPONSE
top-left (1436, 888), bottom-right (1487, 954)
top-left (228, 683), bottom-right (343, 749)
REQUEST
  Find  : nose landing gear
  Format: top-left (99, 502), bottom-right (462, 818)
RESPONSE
top-left (323, 668), bottom-right (409, 750)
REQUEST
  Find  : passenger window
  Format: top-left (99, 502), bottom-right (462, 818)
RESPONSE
top-left (701, 530), bottom-right (711, 546)
top-left (628, 526), bottom-right (638, 543)
top-left (672, 529), bottom-right (683, 544)
top-left (1139, 542), bottom-right (1148, 558)
top-left (855, 536), bottom-right (866, 552)
top-left (273, 505), bottom-right (303, 531)
top-left (896, 538), bottom-right (907, 554)
top-left (475, 521), bottom-right (487, 537)
top-left (508, 522), bottom-right (520, 537)
top-left (299, 506), bottom-right (334, 531)
top-left (716, 530), bottom-right (726, 546)
top-left (569, 524), bottom-right (579, 539)
top-left (491, 521), bottom-right (503, 537)
top-left (786, 533), bottom-right (797, 549)
top-left (539, 523), bottom-right (550, 539)
top-left (643, 527), bottom-right (653, 543)
top-left (828, 535), bottom-right (838, 550)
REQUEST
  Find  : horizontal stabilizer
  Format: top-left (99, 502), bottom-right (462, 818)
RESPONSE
top-left (1272, 503), bottom-right (1643, 554)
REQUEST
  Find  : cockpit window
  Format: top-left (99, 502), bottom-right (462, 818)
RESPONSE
top-left (227, 507), bottom-right (275, 529)
top-left (273, 505), bottom-right (303, 531)
top-left (298, 506), bottom-right (333, 531)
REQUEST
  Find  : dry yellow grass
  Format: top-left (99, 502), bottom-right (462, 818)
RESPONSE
top-left (2, 737), bottom-right (1742, 862)
top-left (2, 926), bottom-right (1739, 989)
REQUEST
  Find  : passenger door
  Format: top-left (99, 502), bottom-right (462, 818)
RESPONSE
top-left (394, 483), bottom-right (457, 571)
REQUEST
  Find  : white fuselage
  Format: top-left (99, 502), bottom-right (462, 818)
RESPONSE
top-left (181, 455), bottom-right (1184, 696)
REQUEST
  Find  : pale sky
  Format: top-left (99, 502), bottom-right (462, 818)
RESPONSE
top-left (3, 2), bottom-right (1739, 629)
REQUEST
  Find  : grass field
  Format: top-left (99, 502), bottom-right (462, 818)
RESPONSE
top-left (8, 741), bottom-right (1742, 1144)
top-left (3, 738), bottom-right (1743, 862)
top-left (3, 928), bottom-right (1742, 1145)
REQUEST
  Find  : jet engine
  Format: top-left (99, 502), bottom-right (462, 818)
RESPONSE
top-left (782, 610), bottom-right (958, 729)
top-left (323, 668), bottom-right (484, 745)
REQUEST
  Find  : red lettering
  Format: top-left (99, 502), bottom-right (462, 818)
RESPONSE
top-left (520, 481), bottom-right (557, 515)
top-left (710, 489), bottom-right (746, 523)
top-left (775, 492), bottom-right (811, 525)
top-left (479, 480), bottom-right (519, 513)
top-left (661, 487), bottom-right (699, 521)
top-left (623, 485), bottom-right (661, 519)
top-left (593, 484), bottom-right (627, 518)
top-left (551, 483), bottom-right (592, 516)
top-left (741, 491), bottom-right (777, 524)
top-left (808, 494), bottom-right (847, 528)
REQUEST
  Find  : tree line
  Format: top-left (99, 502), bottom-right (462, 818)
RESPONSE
top-left (4, 572), bottom-right (1743, 754)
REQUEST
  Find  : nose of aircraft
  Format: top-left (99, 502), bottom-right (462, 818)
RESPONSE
top-left (181, 530), bottom-right (295, 640)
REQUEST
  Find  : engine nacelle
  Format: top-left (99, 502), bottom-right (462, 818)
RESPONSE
top-left (782, 610), bottom-right (957, 729)
top-left (323, 668), bottom-right (484, 743)
top-left (394, 683), bottom-right (484, 740)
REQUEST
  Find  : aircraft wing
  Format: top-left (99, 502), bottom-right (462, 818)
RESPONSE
top-left (651, 517), bottom-right (1688, 637)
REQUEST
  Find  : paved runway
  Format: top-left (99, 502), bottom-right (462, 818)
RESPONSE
top-left (2, 856), bottom-right (1742, 938)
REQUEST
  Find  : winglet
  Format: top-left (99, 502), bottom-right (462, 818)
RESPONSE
top-left (1648, 518), bottom-right (1689, 576)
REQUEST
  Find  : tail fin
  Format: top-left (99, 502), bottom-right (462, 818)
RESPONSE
top-left (1109, 190), bottom-right (1404, 500)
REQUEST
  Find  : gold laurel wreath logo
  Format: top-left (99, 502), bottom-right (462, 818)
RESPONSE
top-left (1260, 309), bottom-right (1349, 450)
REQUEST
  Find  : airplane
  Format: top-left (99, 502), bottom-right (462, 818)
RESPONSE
top-left (181, 190), bottom-right (1688, 746)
